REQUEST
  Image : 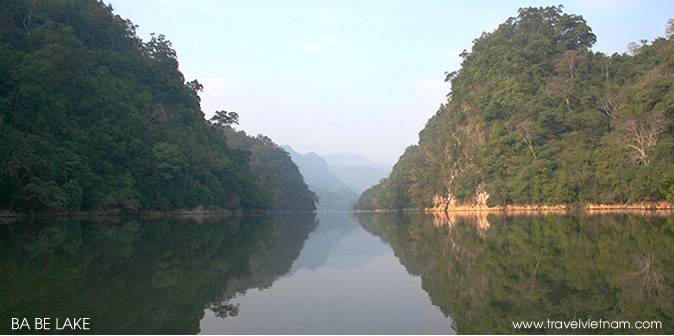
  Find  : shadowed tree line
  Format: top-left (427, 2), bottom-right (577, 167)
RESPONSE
top-left (0, 0), bottom-right (315, 213)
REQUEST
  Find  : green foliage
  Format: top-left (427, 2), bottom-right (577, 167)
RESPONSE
top-left (0, 0), bottom-right (315, 212)
top-left (357, 6), bottom-right (674, 209)
top-left (210, 110), bottom-right (240, 127)
top-left (220, 127), bottom-right (317, 211)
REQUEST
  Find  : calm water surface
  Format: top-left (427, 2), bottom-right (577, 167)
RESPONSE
top-left (1, 212), bottom-right (673, 334)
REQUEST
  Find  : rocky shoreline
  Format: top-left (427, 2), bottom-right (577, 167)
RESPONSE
top-left (422, 203), bottom-right (674, 212)
top-left (420, 192), bottom-right (674, 212)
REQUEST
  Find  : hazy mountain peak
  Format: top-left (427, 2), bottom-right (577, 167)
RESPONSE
top-left (284, 146), bottom-right (391, 197)
top-left (322, 153), bottom-right (378, 168)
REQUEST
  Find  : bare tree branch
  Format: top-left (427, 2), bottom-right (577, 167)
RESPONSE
top-left (616, 111), bottom-right (668, 166)
top-left (598, 93), bottom-right (623, 120)
top-left (516, 121), bottom-right (538, 159)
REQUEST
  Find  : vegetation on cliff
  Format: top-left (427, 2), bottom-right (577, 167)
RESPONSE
top-left (0, 0), bottom-right (315, 212)
top-left (357, 6), bottom-right (674, 210)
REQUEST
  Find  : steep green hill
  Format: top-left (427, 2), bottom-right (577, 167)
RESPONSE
top-left (222, 129), bottom-right (317, 211)
top-left (357, 6), bottom-right (674, 210)
top-left (0, 0), bottom-right (314, 212)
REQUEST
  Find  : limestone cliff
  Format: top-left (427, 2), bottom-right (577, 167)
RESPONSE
top-left (355, 6), bottom-right (674, 211)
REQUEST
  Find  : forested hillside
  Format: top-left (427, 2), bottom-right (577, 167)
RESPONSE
top-left (221, 127), bottom-right (317, 211)
top-left (0, 0), bottom-right (315, 213)
top-left (357, 6), bottom-right (674, 210)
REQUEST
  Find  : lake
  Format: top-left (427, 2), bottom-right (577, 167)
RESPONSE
top-left (1, 212), bottom-right (672, 334)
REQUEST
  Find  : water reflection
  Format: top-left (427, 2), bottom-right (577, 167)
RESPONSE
top-left (3, 212), bottom-right (671, 334)
top-left (0, 214), bottom-right (317, 334)
top-left (356, 212), bottom-right (674, 334)
top-left (199, 213), bottom-right (452, 334)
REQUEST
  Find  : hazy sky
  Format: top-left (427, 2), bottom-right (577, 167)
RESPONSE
top-left (108, 0), bottom-right (673, 165)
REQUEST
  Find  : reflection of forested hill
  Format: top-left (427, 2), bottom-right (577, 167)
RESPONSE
top-left (0, 214), bottom-right (316, 334)
top-left (357, 213), bottom-right (674, 334)
top-left (290, 213), bottom-right (358, 271)
top-left (216, 215), bottom-right (318, 296)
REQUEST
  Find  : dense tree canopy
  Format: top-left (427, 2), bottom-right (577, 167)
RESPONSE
top-left (0, 0), bottom-right (315, 212)
top-left (357, 6), bottom-right (674, 210)
top-left (220, 127), bottom-right (318, 211)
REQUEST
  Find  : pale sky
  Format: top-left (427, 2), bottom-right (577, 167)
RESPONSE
top-left (108, 0), bottom-right (674, 165)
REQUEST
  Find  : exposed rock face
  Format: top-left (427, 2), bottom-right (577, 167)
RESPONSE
top-left (428, 184), bottom-right (491, 211)
top-left (425, 192), bottom-right (674, 212)
top-left (430, 194), bottom-right (455, 211)
top-left (475, 184), bottom-right (490, 208)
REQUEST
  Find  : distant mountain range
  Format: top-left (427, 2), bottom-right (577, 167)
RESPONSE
top-left (321, 154), bottom-right (391, 193)
top-left (283, 146), bottom-right (390, 211)
top-left (283, 147), bottom-right (346, 191)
